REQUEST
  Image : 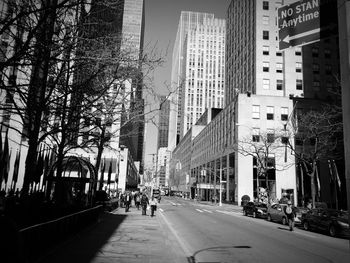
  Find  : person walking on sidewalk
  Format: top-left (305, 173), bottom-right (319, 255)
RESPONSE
top-left (141, 193), bottom-right (149, 215)
top-left (283, 200), bottom-right (296, 231)
top-left (150, 196), bottom-right (158, 217)
top-left (135, 193), bottom-right (141, 210)
top-left (125, 192), bottom-right (132, 212)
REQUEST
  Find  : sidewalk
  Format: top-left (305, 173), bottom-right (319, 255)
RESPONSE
top-left (39, 205), bottom-right (188, 263)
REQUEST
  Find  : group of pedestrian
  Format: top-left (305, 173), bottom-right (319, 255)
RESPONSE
top-left (119, 191), bottom-right (159, 217)
top-left (140, 193), bottom-right (158, 217)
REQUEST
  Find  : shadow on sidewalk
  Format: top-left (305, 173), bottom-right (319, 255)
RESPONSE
top-left (39, 212), bottom-right (127, 263)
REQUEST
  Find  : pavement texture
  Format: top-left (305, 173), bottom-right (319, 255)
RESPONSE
top-left (38, 204), bottom-right (189, 263)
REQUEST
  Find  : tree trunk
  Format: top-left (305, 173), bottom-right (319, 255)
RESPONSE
top-left (22, 0), bottom-right (58, 196)
top-left (310, 162), bottom-right (317, 208)
top-left (95, 126), bottom-right (106, 191)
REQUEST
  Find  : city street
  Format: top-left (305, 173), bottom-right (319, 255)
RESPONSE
top-left (39, 196), bottom-right (349, 263)
top-left (160, 197), bottom-right (350, 263)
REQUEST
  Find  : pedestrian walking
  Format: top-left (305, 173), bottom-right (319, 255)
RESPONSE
top-left (125, 192), bottom-right (132, 212)
top-left (140, 193), bottom-right (149, 215)
top-left (284, 200), bottom-right (296, 231)
top-left (150, 196), bottom-right (158, 217)
top-left (135, 194), bottom-right (141, 210)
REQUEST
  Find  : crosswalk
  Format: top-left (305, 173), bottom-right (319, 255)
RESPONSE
top-left (159, 205), bottom-right (241, 217)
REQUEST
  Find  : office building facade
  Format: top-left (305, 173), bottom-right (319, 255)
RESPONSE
top-left (168, 11), bottom-right (225, 151)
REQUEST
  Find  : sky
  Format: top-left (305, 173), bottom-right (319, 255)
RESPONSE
top-left (143, 0), bottom-right (231, 168)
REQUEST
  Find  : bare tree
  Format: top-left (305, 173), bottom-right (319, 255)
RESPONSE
top-left (236, 129), bottom-right (293, 203)
top-left (286, 104), bottom-right (343, 208)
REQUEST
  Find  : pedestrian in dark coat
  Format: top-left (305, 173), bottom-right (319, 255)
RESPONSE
top-left (283, 200), bottom-right (296, 231)
top-left (140, 193), bottom-right (149, 215)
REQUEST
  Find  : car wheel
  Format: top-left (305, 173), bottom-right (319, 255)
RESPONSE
top-left (253, 212), bottom-right (257, 218)
top-left (282, 217), bottom-right (287, 225)
top-left (303, 221), bottom-right (310, 231)
top-left (329, 225), bottom-right (336, 237)
top-left (267, 214), bottom-right (272, 222)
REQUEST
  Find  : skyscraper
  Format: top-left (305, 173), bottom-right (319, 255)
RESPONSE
top-left (168, 11), bottom-right (225, 150)
top-left (158, 96), bottom-right (170, 149)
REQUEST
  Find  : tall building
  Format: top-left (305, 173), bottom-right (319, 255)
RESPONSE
top-left (224, 0), bottom-right (301, 203)
top-left (118, 0), bottom-right (146, 173)
top-left (158, 96), bottom-right (170, 149)
top-left (168, 11), bottom-right (225, 150)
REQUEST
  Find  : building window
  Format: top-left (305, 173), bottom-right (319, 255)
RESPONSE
top-left (325, 48), bottom-right (331, 58)
top-left (296, 62), bottom-right (302, 72)
top-left (252, 128), bottom-right (260, 142)
top-left (325, 64), bottom-right (332, 74)
top-left (276, 79), bottom-right (283, 90)
top-left (312, 63), bottom-right (320, 73)
top-left (263, 46), bottom-right (269, 55)
top-left (281, 107), bottom-right (288, 121)
top-left (276, 51), bottom-right (282, 56)
top-left (295, 47), bottom-right (302, 56)
top-left (263, 15), bottom-right (269, 25)
top-left (296, 79), bottom-right (303, 90)
top-left (276, 63), bottom-right (283, 73)
top-left (266, 154), bottom-right (276, 168)
top-left (263, 62), bottom-right (269, 72)
top-left (267, 129), bottom-right (275, 143)
top-left (312, 47), bottom-right (319, 57)
top-left (267, 106), bottom-right (274, 120)
top-left (263, 1), bottom-right (269, 10)
top-left (263, 30), bottom-right (269, 40)
top-left (313, 80), bottom-right (320, 90)
top-left (252, 105), bottom-right (260, 119)
top-left (263, 79), bottom-right (270, 89)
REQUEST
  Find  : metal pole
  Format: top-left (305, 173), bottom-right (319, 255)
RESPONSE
top-left (337, 0), bottom-right (350, 248)
top-left (219, 161), bottom-right (222, 206)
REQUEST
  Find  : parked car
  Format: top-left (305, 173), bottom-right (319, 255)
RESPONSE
top-left (267, 204), bottom-right (307, 225)
top-left (302, 208), bottom-right (350, 237)
top-left (95, 190), bottom-right (118, 212)
top-left (243, 202), bottom-right (268, 218)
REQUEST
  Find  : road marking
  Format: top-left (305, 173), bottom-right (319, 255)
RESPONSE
top-left (159, 208), bottom-right (164, 212)
top-left (170, 202), bottom-right (177, 206)
top-left (216, 210), bottom-right (241, 217)
top-left (158, 210), bottom-right (193, 258)
top-left (294, 230), bottom-right (316, 238)
top-left (203, 209), bottom-right (213, 213)
top-left (196, 209), bottom-right (204, 213)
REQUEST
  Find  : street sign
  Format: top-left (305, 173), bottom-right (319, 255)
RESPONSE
top-left (278, 0), bottom-right (320, 50)
top-left (278, 0), bottom-right (337, 50)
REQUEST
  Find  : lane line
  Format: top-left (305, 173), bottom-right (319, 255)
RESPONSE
top-left (196, 209), bottom-right (204, 213)
top-left (159, 208), bottom-right (164, 212)
top-left (158, 209), bottom-right (193, 258)
top-left (203, 209), bottom-right (213, 213)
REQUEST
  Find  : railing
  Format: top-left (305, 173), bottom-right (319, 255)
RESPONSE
top-left (19, 205), bottom-right (102, 262)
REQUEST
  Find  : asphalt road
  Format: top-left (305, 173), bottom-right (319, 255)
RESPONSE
top-left (159, 197), bottom-right (350, 263)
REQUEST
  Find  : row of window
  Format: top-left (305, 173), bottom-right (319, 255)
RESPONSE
top-left (262, 61), bottom-right (302, 73)
top-left (252, 105), bottom-right (289, 121)
top-left (263, 79), bottom-right (303, 91)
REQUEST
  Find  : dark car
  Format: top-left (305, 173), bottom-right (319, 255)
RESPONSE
top-left (243, 202), bottom-right (268, 218)
top-left (95, 190), bottom-right (118, 212)
top-left (267, 204), bottom-right (307, 225)
top-left (302, 208), bottom-right (349, 237)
